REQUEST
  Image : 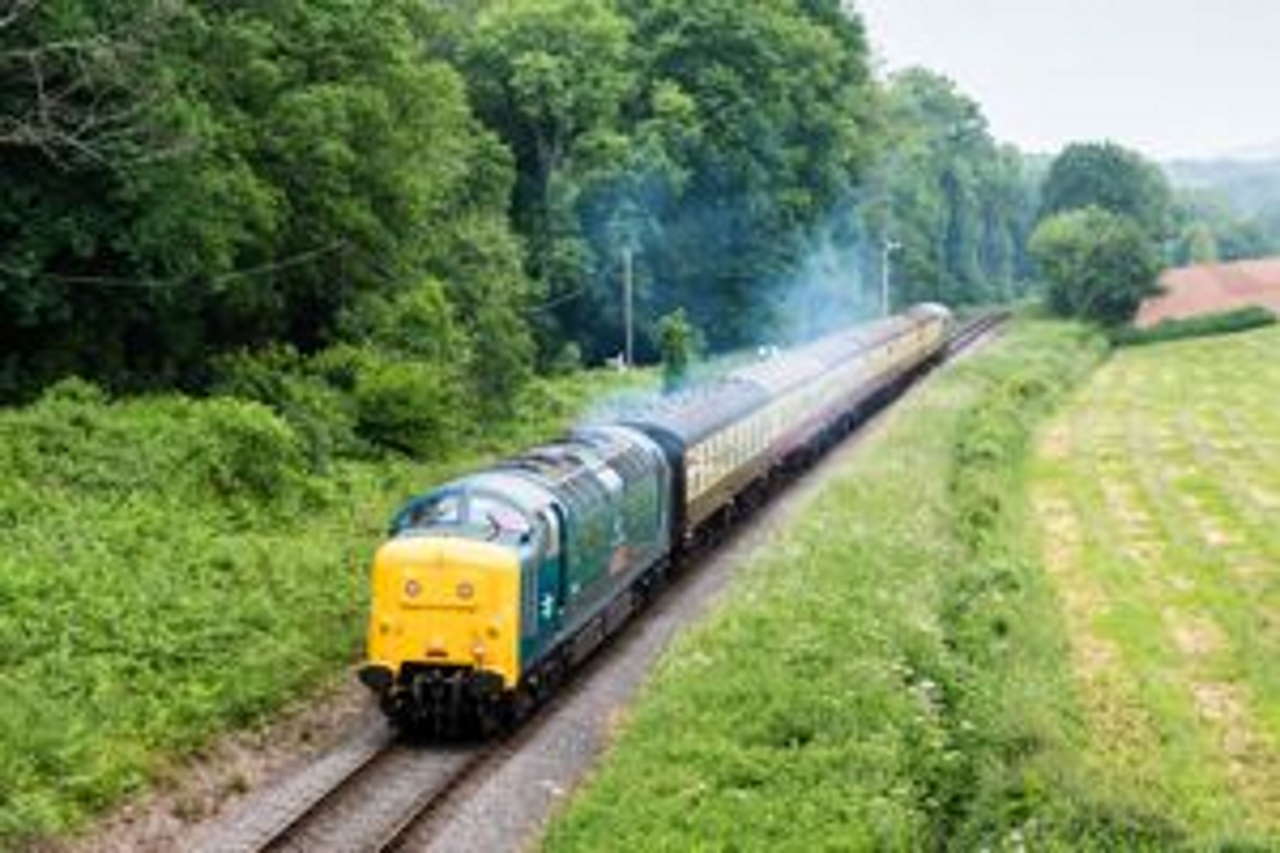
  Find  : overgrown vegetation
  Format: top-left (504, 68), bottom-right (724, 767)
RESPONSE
top-left (1109, 305), bottom-right (1276, 347)
top-left (542, 322), bottom-right (1201, 850)
top-left (0, 366), bottom-right (652, 845)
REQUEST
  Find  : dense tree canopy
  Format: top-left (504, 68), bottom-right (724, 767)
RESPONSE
top-left (2, 0), bottom-right (1048, 408)
top-left (1, 0), bottom-right (530, 402)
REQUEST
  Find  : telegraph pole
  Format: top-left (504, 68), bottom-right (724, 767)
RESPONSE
top-left (622, 245), bottom-right (634, 368)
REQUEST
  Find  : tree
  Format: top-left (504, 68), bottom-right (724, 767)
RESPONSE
top-left (613, 0), bottom-right (878, 350)
top-left (1185, 224), bottom-right (1220, 264)
top-left (1029, 206), bottom-right (1162, 324)
top-left (462, 0), bottom-right (633, 290)
top-left (1039, 141), bottom-right (1172, 238)
top-left (1169, 188), bottom-right (1278, 266)
top-left (656, 307), bottom-right (697, 392)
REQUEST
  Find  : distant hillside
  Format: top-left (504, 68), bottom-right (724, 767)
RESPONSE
top-left (1164, 157), bottom-right (1280, 215)
top-left (1221, 139), bottom-right (1280, 162)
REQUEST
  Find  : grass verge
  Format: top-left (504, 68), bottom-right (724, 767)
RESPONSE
top-left (541, 321), bottom-right (1204, 851)
top-left (0, 367), bottom-right (651, 846)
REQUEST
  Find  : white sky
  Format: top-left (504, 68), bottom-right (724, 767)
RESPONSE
top-left (855, 0), bottom-right (1280, 160)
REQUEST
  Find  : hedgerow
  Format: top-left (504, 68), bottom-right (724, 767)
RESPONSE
top-left (1110, 306), bottom-right (1276, 347)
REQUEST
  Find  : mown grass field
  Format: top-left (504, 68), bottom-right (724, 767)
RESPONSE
top-left (0, 368), bottom-right (652, 846)
top-left (542, 322), bottom-right (1192, 851)
top-left (1032, 323), bottom-right (1280, 844)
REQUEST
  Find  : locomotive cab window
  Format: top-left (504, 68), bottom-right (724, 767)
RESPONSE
top-left (399, 490), bottom-right (533, 544)
top-left (402, 492), bottom-right (463, 530)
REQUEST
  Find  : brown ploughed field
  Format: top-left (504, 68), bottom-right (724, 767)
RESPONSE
top-left (1137, 257), bottom-right (1280, 328)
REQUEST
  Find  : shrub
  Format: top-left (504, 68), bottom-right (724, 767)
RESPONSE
top-left (354, 359), bottom-right (465, 457)
top-left (1030, 206), bottom-right (1162, 325)
top-left (193, 398), bottom-right (312, 505)
top-left (211, 346), bottom-right (358, 469)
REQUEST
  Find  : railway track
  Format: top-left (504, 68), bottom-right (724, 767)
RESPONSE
top-left (190, 310), bottom-right (1009, 853)
top-left (949, 308), bottom-right (1010, 352)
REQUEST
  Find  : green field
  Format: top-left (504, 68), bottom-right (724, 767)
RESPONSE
top-left (0, 368), bottom-right (652, 846)
top-left (542, 322), bottom-right (1185, 851)
top-left (1031, 324), bottom-right (1280, 842)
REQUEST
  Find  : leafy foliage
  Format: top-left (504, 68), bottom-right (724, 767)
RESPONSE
top-left (1169, 187), bottom-right (1280, 266)
top-left (0, 0), bottom-right (530, 404)
top-left (1030, 206), bottom-right (1163, 325)
top-left (1, 0), bottom-right (1054, 401)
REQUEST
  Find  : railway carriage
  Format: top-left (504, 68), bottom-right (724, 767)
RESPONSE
top-left (359, 304), bottom-right (953, 734)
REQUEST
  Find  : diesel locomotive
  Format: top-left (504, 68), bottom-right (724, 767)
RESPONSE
top-left (358, 304), bottom-right (954, 734)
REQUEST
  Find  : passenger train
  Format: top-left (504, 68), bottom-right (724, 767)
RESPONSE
top-left (358, 304), bottom-right (954, 734)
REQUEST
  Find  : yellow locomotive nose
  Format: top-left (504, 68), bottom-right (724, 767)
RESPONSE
top-left (364, 535), bottom-right (521, 689)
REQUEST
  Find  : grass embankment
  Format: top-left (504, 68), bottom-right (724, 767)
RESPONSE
top-left (543, 322), bottom-right (1205, 851)
top-left (1032, 323), bottom-right (1280, 844)
top-left (0, 368), bottom-right (650, 845)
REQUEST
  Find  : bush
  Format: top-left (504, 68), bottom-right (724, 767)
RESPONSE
top-left (354, 359), bottom-right (465, 457)
top-left (194, 398), bottom-right (313, 505)
top-left (211, 346), bottom-right (358, 470)
top-left (0, 386), bottom-right (314, 514)
top-left (1109, 305), bottom-right (1276, 347)
top-left (1030, 206), bottom-right (1162, 325)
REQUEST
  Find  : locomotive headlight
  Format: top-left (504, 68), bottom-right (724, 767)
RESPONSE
top-left (472, 641), bottom-right (487, 661)
top-left (456, 581), bottom-right (475, 601)
top-left (404, 579), bottom-right (421, 598)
